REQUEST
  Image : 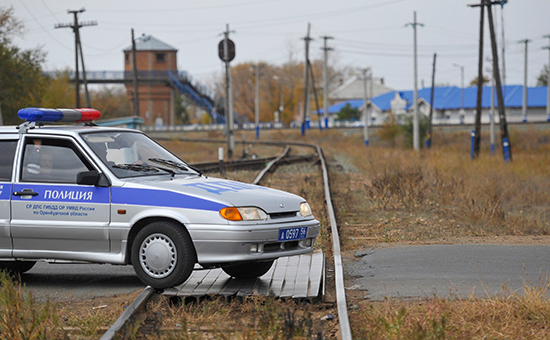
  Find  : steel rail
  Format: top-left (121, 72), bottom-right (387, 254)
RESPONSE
top-left (252, 145), bottom-right (290, 185)
top-left (100, 286), bottom-right (156, 340)
top-left (315, 144), bottom-right (352, 340)
top-left (101, 139), bottom-right (352, 339)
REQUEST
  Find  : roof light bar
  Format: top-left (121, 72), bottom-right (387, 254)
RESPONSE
top-left (18, 108), bottom-right (101, 123)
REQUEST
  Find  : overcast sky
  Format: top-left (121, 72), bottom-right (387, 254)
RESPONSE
top-left (6, 0), bottom-right (550, 91)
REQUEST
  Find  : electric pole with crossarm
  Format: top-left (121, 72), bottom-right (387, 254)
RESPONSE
top-left (55, 8), bottom-right (97, 108)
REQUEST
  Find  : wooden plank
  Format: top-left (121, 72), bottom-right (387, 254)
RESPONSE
top-left (308, 252), bottom-right (324, 297)
top-left (191, 269), bottom-right (225, 296)
top-left (293, 254), bottom-right (312, 298)
top-left (205, 270), bottom-right (232, 295)
top-left (237, 278), bottom-right (259, 297)
top-left (162, 252), bottom-right (325, 299)
top-left (268, 256), bottom-right (289, 296)
top-left (280, 256), bottom-right (300, 297)
top-left (219, 277), bottom-right (245, 296)
top-left (175, 270), bottom-right (210, 297)
top-left (254, 263), bottom-right (276, 295)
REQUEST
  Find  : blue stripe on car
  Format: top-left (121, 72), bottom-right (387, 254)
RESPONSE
top-left (112, 187), bottom-right (226, 211)
top-left (0, 183), bottom-right (10, 200)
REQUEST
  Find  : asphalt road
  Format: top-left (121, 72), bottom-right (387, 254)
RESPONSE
top-left (19, 244), bottom-right (550, 303)
top-left (345, 244), bottom-right (550, 301)
top-left (20, 262), bottom-right (145, 302)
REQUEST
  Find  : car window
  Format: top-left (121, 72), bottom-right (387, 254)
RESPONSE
top-left (21, 137), bottom-right (93, 184)
top-left (0, 140), bottom-right (17, 181)
top-left (82, 131), bottom-right (194, 178)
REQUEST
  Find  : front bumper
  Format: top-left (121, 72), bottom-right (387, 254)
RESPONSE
top-left (187, 218), bottom-right (320, 265)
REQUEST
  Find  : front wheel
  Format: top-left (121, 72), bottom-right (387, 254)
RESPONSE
top-left (221, 260), bottom-right (274, 278)
top-left (131, 221), bottom-right (196, 289)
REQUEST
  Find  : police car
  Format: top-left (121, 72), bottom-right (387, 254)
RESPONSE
top-left (0, 108), bottom-right (320, 289)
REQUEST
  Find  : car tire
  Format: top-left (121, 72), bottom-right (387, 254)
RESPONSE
top-left (221, 260), bottom-right (274, 278)
top-left (131, 221), bottom-right (196, 289)
top-left (0, 261), bottom-right (36, 274)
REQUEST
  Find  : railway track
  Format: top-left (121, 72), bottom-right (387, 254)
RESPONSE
top-left (101, 139), bottom-right (352, 340)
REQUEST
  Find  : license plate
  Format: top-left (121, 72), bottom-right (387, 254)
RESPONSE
top-left (278, 227), bottom-right (308, 241)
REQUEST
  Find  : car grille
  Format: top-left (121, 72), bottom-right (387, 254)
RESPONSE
top-left (269, 211), bottom-right (298, 219)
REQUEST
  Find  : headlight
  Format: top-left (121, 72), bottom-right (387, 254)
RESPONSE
top-left (300, 202), bottom-right (313, 217)
top-left (220, 207), bottom-right (268, 221)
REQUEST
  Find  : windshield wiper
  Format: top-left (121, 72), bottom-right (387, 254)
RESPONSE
top-left (113, 163), bottom-right (176, 177)
top-left (148, 158), bottom-right (202, 176)
top-left (186, 163), bottom-right (204, 177)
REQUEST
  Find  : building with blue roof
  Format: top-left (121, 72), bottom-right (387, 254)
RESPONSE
top-left (316, 85), bottom-right (549, 126)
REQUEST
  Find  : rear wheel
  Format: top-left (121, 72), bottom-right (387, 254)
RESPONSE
top-left (0, 261), bottom-right (36, 274)
top-left (221, 260), bottom-right (274, 278)
top-left (131, 221), bottom-right (196, 289)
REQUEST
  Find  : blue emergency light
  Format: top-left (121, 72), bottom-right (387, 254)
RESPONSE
top-left (18, 108), bottom-right (101, 123)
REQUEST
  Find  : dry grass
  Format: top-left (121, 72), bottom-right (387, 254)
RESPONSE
top-left (132, 295), bottom-right (333, 339)
top-left (315, 126), bottom-right (550, 246)
top-left (0, 271), bottom-right (65, 339)
top-left (350, 279), bottom-right (550, 339)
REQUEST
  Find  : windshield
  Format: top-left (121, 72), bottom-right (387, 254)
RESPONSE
top-left (81, 131), bottom-right (198, 178)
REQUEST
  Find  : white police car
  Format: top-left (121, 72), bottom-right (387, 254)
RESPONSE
top-left (0, 108), bottom-right (320, 289)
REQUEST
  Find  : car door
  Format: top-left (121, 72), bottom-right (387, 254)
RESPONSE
top-left (0, 136), bottom-right (19, 258)
top-left (10, 135), bottom-right (111, 259)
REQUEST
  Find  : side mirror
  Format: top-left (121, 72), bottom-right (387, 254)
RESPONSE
top-left (77, 170), bottom-right (110, 187)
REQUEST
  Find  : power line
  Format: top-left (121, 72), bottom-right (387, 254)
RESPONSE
top-left (19, 1), bottom-right (72, 51)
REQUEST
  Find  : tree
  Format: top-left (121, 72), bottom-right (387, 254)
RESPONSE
top-left (401, 113), bottom-right (430, 149)
top-left (212, 42), bottom-right (344, 126)
top-left (377, 113), bottom-right (401, 147)
top-left (336, 103), bottom-right (360, 121)
top-left (89, 85), bottom-right (131, 119)
top-left (537, 64), bottom-right (549, 86)
top-left (0, 6), bottom-right (45, 125)
top-left (41, 70), bottom-right (74, 108)
top-left (469, 75), bottom-right (490, 87)
top-left (174, 94), bottom-right (190, 124)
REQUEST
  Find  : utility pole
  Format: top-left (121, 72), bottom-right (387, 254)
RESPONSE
top-left (131, 29), bottom-right (140, 117)
top-left (426, 53), bottom-right (436, 149)
top-left (544, 34), bottom-right (550, 120)
top-left (358, 67), bottom-right (371, 147)
top-left (472, 1), bottom-right (484, 158)
top-left (255, 63), bottom-right (261, 139)
top-left (55, 8), bottom-right (97, 108)
top-left (470, 0), bottom-right (511, 161)
top-left (500, 2), bottom-right (507, 90)
top-left (486, 0), bottom-right (512, 161)
top-left (302, 23), bottom-right (312, 136)
top-left (321, 36), bottom-right (333, 130)
top-left (308, 60), bottom-right (323, 131)
top-left (486, 62), bottom-right (496, 155)
top-left (406, 11), bottom-right (423, 151)
top-left (519, 38), bottom-right (531, 123)
top-left (223, 24), bottom-right (235, 158)
top-left (273, 75), bottom-right (284, 123)
top-left (453, 63), bottom-right (465, 124)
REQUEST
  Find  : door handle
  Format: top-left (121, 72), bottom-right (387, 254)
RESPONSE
top-left (13, 189), bottom-right (39, 197)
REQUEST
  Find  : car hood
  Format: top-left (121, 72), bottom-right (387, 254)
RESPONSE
top-left (123, 175), bottom-right (306, 214)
